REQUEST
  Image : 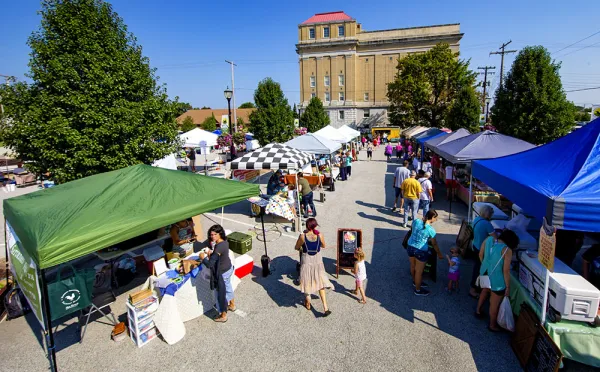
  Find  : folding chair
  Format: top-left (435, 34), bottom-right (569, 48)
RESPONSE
top-left (79, 290), bottom-right (118, 343)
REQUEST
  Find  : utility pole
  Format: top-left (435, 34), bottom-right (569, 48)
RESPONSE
top-left (490, 41), bottom-right (517, 89)
top-left (477, 66), bottom-right (495, 111)
top-left (225, 60), bottom-right (237, 133)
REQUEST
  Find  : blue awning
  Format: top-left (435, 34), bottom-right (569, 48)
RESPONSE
top-left (472, 119), bottom-right (600, 232)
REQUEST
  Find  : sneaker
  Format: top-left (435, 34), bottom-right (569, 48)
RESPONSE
top-left (413, 282), bottom-right (429, 289)
top-left (414, 288), bottom-right (430, 296)
top-left (392, 207), bottom-right (397, 212)
top-left (400, 223), bottom-right (406, 228)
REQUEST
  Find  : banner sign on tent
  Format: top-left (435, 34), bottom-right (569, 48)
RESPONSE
top-left (232, 170), bottom-right (260, 183)
top-left (538, 218), bottom-right (556, 272)
top-left (6, 222), bottom-right (45, 329)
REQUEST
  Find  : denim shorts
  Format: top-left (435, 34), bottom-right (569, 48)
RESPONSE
top-left (407, 245), bottom-right (429, 263)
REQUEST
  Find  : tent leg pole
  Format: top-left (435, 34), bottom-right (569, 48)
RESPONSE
top-left (420, 144), bottom-right (424, 171)
top-left (295, 170), bottom-right (302, 229)
top-left (260, 212), bottom-right (268, 257)
top-left (220, 207), bottom-right (224, 227)
top-left (468, 166), bottom-right (473, 223)
top-left (39, 269), bottom-right (58, 372)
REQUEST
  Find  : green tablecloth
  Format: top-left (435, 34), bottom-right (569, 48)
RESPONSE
top-left (509, 272), bottom-right (600, 367)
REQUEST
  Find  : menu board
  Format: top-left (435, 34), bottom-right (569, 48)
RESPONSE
top-left (525, 327), bottom-right (562, 372)
top-left (336, 229), bottom-right (362, 278)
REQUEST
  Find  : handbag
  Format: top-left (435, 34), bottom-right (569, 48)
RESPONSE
top-left (475, 245), bottom-right (507, 289)
top-left (402, 224), bottom-right (414, 249)
top-left (48, 264), bottom-right (96, 321)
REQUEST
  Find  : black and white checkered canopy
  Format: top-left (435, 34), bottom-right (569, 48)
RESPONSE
top-left (231, 143), bottom-right (312, 170)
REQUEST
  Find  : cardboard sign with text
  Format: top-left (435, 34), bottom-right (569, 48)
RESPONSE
top-left (6, 222), bottom-right (46, 329)
top-left (538, 217), bottom-right (556, 272)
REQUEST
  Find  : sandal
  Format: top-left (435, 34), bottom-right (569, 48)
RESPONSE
top-left (214, 316), bottom-right (228, 323)
top-left (358, 299), bottom-right (366, 304)
top-left (228, 305), bottom-right (237, 312)
top-left (304, 299), bottom-right (311, 310)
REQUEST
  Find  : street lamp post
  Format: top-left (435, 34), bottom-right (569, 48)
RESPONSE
top-left (485, 96), bottom-right (492, 123)
top-left (224, 87), bottom-right (235, 159)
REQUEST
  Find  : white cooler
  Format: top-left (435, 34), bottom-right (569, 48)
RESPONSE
top-left (472, 202), bottom-right (509, 221)
top-left (519, 253), bottom-right (600, 323)
top-left (511, 203), bottom-right (543, 232)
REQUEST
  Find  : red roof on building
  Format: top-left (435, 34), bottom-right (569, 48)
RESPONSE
top-left (301, 11), bottom-right (353, 25)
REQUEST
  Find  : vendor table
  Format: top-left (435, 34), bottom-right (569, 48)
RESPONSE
top-left (456, 182), bottom-right (501, 207)
top-left (509, 272), bottom-right (600, 367)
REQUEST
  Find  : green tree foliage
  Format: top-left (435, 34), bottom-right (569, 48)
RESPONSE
top-left (249, 78), bottom-right (294, 145)
top-left (574, 111), bottom-right (590, 122)
top-left (0, 0), bottom-right (178, 183)
top-left (492, 46), bottom-right (575, 144)
top-left (174, 99), bottom-right (193, 116)
top-left (200, 106), bottom-right (211, 109)
top-left (238, 102), bottom-right (255, 109)
top-left (595, 108), bottom-right (600, 118)
top-left (387, 43), bottom-right (478, 128)
top-left (300, 97), bottom-right (330, 133)
top-left (180, 116), bottom-right (196, 132)
top-left (201, 114), bottom-right (217, 132)
top-left (446, 86), bottom-right (481, 131)
top-left (293, 103), bottom-right (299, 119)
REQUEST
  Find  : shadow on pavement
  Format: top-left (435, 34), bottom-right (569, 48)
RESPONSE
top-left (251, 256), bottom-right (302, 309)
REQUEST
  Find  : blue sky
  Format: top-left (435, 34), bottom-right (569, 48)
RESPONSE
top-left (1, 0), bottom-right (599, 109)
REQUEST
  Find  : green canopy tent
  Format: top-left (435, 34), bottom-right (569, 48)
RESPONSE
top-left (3, 164), bottom-right (259, 371)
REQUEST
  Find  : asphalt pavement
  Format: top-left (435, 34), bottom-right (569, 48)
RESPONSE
top-left (0, 150), bottom-right (526, 372)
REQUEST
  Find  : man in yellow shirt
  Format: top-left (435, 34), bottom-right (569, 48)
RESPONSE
top-left (400, 170), bottom-right (422, 228)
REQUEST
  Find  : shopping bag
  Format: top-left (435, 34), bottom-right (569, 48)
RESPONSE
top-left (497, 297), bottom-right (515, 332)
top-left (48, 265), bottom-right (95, 321)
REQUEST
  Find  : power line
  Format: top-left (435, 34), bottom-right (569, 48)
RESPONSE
top-left (565, 86), bottom-right (600, 93)
top-left (490, 41), bottom-right (517, 89)
top-left (558, 40), bottom-right (600, 58)
top-left (552, 30), bottom-right (600, 55)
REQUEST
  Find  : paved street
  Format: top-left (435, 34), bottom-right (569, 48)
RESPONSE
top-left (0, 150), bottom-right (522, 372)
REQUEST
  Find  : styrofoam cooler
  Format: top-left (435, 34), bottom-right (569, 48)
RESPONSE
top-left (234, 254), bottom-right (254, 279)
top-left (519, 253), bottom-right (600, 323)
top-left (472, 202), bottom-right (509, 221)
top-left (490, 221), bottom-right (538, 252)
top-left (511, 203), bottom-right (543, 232)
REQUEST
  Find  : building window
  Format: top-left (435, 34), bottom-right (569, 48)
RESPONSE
top-left (311, 92), bottom-right (316, 99)
top-left (339, 111), bottom-right (345, 120)
top-left (309, 28), bottom-right (315, 39)
top-left (364, 92), bottom-right (369, 101)
top-left (338, 25), bottom-right (345, 37)
top-left (323, 27), bottom-right (330, 38)
top-left (324, 92), bottom-right (330, 102)
top-left (364, 109), bottom-right (370, 118)
top-left (339, 92), bottom-right (345, 102)
top-left (310, 76), bottom-right (315, 88)
top-left (338, 74), bottom-right (344, 86)
top-left (324, 75), bottom-right (330, 87)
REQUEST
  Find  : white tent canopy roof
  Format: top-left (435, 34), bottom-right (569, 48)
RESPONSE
top-left (314, 125), bottom-right (352, 143)
top-left (285, 133), bottom-right (342, 154)
top-left (152, 153), bottom-right (178, 170)
top-left (179, 128), bottom-right (219, 148)
top-left (338, 125), bottom-right (361, 139)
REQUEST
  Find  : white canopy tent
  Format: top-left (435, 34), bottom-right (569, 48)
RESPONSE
top-left (338, 125), bottom-right (361, 139)
top-left (179, 128), bottom-right (219, 148)
top-left (314, 125), bottom-right (352, 143)
top-left (284, 133), bottom-right (341, 155)
top-left (152, 153), bottom-right (178, 170)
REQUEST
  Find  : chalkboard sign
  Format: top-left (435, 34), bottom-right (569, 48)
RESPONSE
top-left (526, 326), bottom-right (562, 372)
top-left (337, 229), bottom-right (362, 278)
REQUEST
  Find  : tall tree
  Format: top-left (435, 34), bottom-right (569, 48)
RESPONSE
top-left (200, 106), bottom-right (211, 110)
top-left (0, 0), bottom-right (178, 183)
top-left (293, 103), bottom-right (299, 119)
top-left (180, 116), bottom-right (196, 132)
top-left (387, 43), bottom-right (478, 128)
top-left (238, 102), bottom-right (255, 109)
top-left (300, 97), bottom-right (330, 133)
top-left (249, 78), bottom-right (294, 145)
top-left (201, 114), bottom-right (217, 131)
top-left (492, 46), bottom-right (575, 144)
top-left (446, 86), bottom-right (481, 131)
top-left (174, 99), bottom-right (193, 116)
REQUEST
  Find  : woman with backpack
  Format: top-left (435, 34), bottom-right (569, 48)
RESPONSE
top-left (469, 205), bottom-right (497, 299)
top-left (294, 218), bottom-right (332, 316)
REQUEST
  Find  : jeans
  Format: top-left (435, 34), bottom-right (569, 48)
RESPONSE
top-left (419, 200), bottom-right (431, 216)
top-left (403, 198), bottom-right (419, 225)
top-left (340, 166), bottom-right (347, 181)
top-left (347, 165), bottom-right (352, 177)
top-left (302, 191), bottom-right (316, 217)
top-left (215, 265), bottom-right (235, 313)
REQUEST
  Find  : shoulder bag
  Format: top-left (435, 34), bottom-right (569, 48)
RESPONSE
top-left (475, 245), bottom-right (508, 289)
top-left (402, 223), bottom-right (415, 249)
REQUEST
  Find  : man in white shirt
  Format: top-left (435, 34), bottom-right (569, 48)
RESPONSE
top-left (418, 171), bottom-right (433, 216)
top-left (383, 132), bottom-right (388, 144)
top-left (392, 160), bottom-right (411, 212)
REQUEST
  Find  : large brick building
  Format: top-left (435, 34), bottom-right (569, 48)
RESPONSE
top-left (296, 11), bottom-right (463, 129)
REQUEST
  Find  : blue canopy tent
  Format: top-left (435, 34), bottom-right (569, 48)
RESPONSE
top-left (212, 129), bottom-right (222, 135)
top-left (472, 118), bottom-right (600, 232)
top-left (413, 128), bottom-right (447, 170)
top-left (424, 128), bottom-right (471, 150)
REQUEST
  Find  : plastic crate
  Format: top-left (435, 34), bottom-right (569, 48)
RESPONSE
top-left (228, 232), bottom-right (252, 255)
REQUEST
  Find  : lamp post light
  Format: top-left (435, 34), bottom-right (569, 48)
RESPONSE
top-left (224, 87), bottom-right (235, 159)
top-left (485, 96), bottom-right (492, 124)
